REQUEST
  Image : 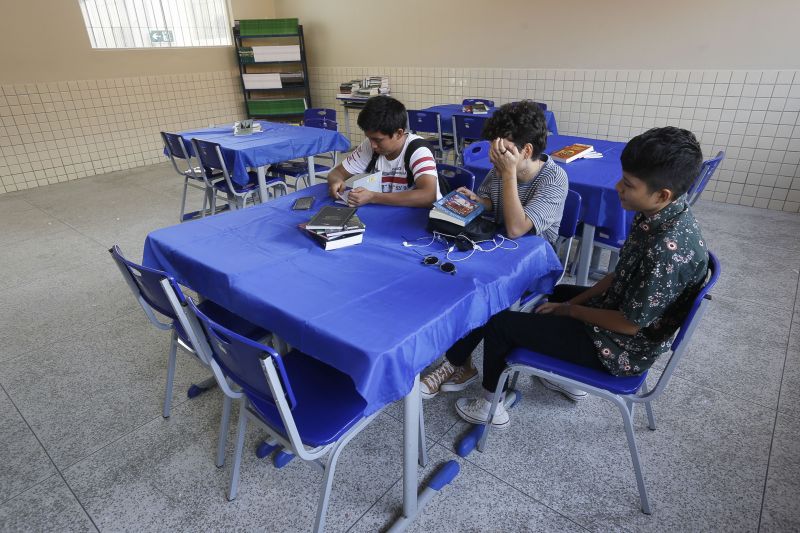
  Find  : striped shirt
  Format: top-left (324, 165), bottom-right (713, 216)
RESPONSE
top-left (342, 134), bottom-right (441, 198)
top-left (476, 154), bottom-right (568, 244)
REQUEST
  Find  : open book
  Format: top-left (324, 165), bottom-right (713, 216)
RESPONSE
top-left (336, 171), bottom-right (382, 205)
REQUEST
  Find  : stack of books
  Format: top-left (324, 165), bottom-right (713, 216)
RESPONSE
top-left (301, 206), bottom-right (366, 250)
top-left (239, 45), bottom-right (301, 63)
top-left (550, 143), bottom-right (600, 163)
top-left (242, 73), bottom-right (282, 89)
top-left (429, 190), bottom-right (485, 227)
top-left (337, 76), bottom-right (390, 98)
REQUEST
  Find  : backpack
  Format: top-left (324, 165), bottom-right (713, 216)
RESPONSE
top-left (365, 137), bottom-right (451, 195)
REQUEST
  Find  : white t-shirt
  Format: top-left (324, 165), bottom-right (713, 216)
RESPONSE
top-left (342, 134), bottom-right (440, 198)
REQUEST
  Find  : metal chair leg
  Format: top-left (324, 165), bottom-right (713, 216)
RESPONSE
top-left (216, 394), bottom-right (234, 467)
top-left (227, 401), bottom-right (249, 501)
top-left (418, 393), bottom-right (428, 467)
top-left (617, 398), bottom-right (651, 514)
top-left (477, 370), bottom-right (511, 452)
top-left (640, 381), bottom-right (656, 430)
top-left (163, 331), bottom-right (178, 418)
top-left (179, 177), bottom-right (190, 223)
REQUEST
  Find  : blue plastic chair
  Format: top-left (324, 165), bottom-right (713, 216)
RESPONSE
top-left (161, 131), bottom-right (223, 222)
top-left (108, 245), bottom-right (269, 426)
top-left (178, 297), bottom-right (380, 533)
top-left (462, 140), bottom-right (490, 166)
top-left (462, 98), bottom-right (495, 108)
top-left (192, 138), bottom-right (286, 211)
top-left (270, 118), bottom-right (339, 189)
top-left (436, 163), bottom-right (475, 192)
top-left (453, 114), bottom-right (490, 165)
top-left (517, 189), bottom-right (582, 311)
top-left (687, 150), bottom-right (725, 205)
top-left (459, 252), bottom-right (720, 514)
top-left (407, 110), bottom-right (454, 163)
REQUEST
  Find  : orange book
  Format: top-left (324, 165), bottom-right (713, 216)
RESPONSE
top-left (551, 143), bottom-right (594, 163)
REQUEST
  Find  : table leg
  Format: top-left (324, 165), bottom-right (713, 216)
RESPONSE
top-left (307, 155), bottom-right (316, 187)
top-left (387, 374), bottom-right (460, 532)
top-left (257, 166), bottom-right (268, 204)
top-left (576, 223), bottom-right (596, 287)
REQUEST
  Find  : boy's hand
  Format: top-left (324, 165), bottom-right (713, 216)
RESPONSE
top-left (347, 187), bottom-right (374, 207)
top-left (535, 301), bottom-right (571, 317)
top-left (328, 178), bottom-right (346, 199)
top-left (489, 138), bottom-right (519, 177)
top-left (456, 186), bottom-right (479, 202)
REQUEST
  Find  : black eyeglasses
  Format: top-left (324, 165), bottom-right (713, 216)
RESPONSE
top-left (421, 255), bottom-right (456, 275)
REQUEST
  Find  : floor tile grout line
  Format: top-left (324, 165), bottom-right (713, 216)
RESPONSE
top-left (343, 472), bottom-right (404, 533)
top-left (756, 275), bottom-right (800, 532)
top-left (0, 381), bottom-right (101, 532)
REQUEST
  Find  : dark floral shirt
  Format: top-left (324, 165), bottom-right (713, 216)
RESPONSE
top-left (585, 197), bottom-right (709, 376)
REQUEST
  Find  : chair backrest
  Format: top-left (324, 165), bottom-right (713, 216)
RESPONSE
top-left (437, 163), bottom-right (475, 191)
top-left (462, 98), bottom-right (495, 108)
top-left (304, 108), bottom-right (336, 123)
top-left (462, 140), bottom-right (490, 165)
top-left (686, 151), bottom-right (725, 206)
top-left (192, 138), bottom-right (236, 191)
top-left (407, 110), bottom-right (442, 136)
top-left (453, 114), bottom-right (490, 162)
top-left (188, 297), bottom-right (297, 411)
top-left (303, 117), bottom-right (338, 131)
top-left (108, 244), bottom-right (184, 325)
top-left (644, 252), bottom-right (720, 400)
top-left (559, 189), bottom-right (582, 240)
top-left (162, 131), bottom-right (203, 181)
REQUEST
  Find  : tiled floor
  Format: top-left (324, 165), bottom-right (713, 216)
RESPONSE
top-left (1, 164), bottom-right (798, 532)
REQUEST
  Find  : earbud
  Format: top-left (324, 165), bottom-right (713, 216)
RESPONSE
top-left (402, 242), bottom-right (409, 247)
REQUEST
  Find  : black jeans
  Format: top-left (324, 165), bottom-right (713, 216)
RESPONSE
top-left (445, 285), bottom-right (604, 392)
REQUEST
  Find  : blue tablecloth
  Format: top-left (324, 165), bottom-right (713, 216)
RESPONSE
top-left (465, 134), bottom-right (633, 242)
top-left (176, 122), bottom-right (350, 186)
top-left (423, 104), bottom-right (558, 136)
top-left (143, 185), bottom-right (563, 415)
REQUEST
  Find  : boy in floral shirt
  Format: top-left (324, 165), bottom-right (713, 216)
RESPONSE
top-left (453, 127), bottom-right (710, 429)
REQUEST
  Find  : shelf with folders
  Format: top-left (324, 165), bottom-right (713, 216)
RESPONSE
top-left (234, 18), bottom-right (311, 122)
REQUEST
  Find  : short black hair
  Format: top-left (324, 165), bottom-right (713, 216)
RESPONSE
top-left (481, 100), bottom-right (548, 157)
top-left (621, 127), bottom-right (703, 198)
top-left (357, 96), bottom-right (407, 135)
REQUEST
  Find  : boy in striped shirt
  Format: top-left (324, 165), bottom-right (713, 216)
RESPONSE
top-left (421, 100), bottom-right (568, 399)
top-left (327, 96), bottom-right (440, 207)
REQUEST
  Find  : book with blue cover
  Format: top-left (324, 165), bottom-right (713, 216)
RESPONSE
top-left (429, 190), bottom-right (485, 227)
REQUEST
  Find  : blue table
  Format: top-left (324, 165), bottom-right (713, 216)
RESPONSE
top-left (464, 134), bottom-right (632, 286)
top-left (177, 121), bottom-right (350, 202)
top-left (423, 104), bottom-right (558, 135)
top-left (143, 184), bottom-right (563, 527)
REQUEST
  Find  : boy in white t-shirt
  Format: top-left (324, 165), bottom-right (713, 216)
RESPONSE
top-left (327, 96), bottom-right (440, 207)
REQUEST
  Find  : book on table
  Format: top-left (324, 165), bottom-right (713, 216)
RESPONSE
top-left (471, 102), bottom-right (489, 114)
top-left (305, 205), bottom-right (357, 231)
top-left (335, 171), bottom-right (382, 205)
top-left (299, 215), bottom-right (365, 250)
top-left (550, 143), bottom-right (595, 163)
top-left (429, 190), bottom-right (485, 227)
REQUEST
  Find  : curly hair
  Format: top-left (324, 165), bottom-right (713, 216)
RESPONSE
top-left (357, 96), bottom-right (407, 135)
top-left (621, 127), bottom-right (703, 197)
top-left (481, 100), bottom-right (548, 157)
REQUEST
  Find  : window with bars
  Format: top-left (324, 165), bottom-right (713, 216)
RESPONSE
top-left (78, 0), bottom-right (232, 49)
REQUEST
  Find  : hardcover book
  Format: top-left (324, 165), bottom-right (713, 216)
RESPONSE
top-left (430, 190), bottom-right (485, 227)
top-left (551, 143), bottom-right (594, 163)
top-left (305, 206), bottom-right (357, 231)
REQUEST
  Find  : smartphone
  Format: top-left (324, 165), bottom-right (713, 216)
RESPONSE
top-left (292, 196), bottom-right (315, 210)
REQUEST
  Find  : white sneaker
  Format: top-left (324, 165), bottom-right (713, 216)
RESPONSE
top-left (537, 376), bottom-right (587, 402)
top-left (420, 360), bottom-right (456, 399)
top-left (455, 396), bottom-right (510, 430)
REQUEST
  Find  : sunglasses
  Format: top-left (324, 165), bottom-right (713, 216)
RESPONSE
top-left (421, 255), bottom-right (456, 275)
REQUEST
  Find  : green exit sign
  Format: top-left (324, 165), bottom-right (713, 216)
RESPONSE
top-left (149, 30), bottom-right (173, 43)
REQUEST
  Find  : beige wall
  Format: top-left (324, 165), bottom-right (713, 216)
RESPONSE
top-left (275, 0), bottom-right (800, 70)
top-left (0, 0), bottom-right (274, 83)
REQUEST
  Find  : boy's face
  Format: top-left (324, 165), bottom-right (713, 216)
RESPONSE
top-left (615, 171), bottom-right (672, 214)
top-left (365, 129), bottom-right (406, 158)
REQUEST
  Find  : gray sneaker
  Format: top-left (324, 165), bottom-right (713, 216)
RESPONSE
top-left (420, 360), bottom-right (456, 399)
top-left (455, 396), bottom-right (510, 430)
top-left (537, 376), bottom-right (587, 401)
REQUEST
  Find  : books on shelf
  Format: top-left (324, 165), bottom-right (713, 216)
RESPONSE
top-left (279, 71), bottom-right (304, 84)
top-left (550, 143), bottom-right (595, 163)
top-left (305, 205), bottom-right (357, 231)
top-left (429, 190), bottom-right (485, 227)
top-left (242, 73), bottom-right (282, 89)
top-left (239, 45), bottom-right (301, 63)
top-left (335, 171), bottom-right (382, 205)
top-left (337, 76), bottom-right (390, 98)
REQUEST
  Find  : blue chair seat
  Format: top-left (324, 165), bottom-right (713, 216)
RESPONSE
top-left (246, 350), bottom-right (368, 447)
top-left (507, 348), bottom-right (648, 395)
top-left (213, 171), bottom-right (281, 194)
top-left (271, 161), bottom-right (332, 177)
top-left (173, 299), bottom-right (268, 346)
